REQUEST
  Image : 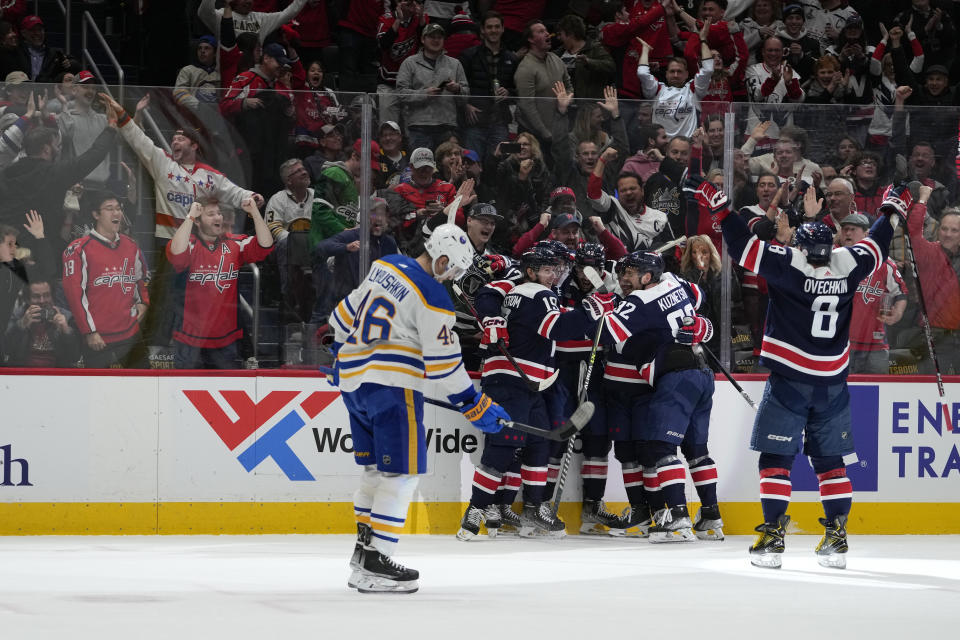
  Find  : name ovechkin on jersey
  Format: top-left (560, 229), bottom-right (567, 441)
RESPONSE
top-left (804, 279), bottom-right (848, 295)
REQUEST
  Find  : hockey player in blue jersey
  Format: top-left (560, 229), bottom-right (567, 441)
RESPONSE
top-left (555, 243), bottom-right (632, 534)
top-left (699, 180), bottom-right (897, 569)
top-left (597, 250), bottom-right (720, 543)
top-left (331, 222), bottom-right (510, 593)
top-left (457, 241), bottom-right (610, 539)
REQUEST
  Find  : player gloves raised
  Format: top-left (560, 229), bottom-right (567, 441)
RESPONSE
top-left (879, 183), bottom-right (913, 218)
top-left (675, 315), bottom-right (713, 346)
top-left (694, 181), bottom-right (731, 222)
top-left (460, 391), bottom-right (509, 433)
top-left (480, 316), bottom-right (508, 346)
top-left (582, 292), bottom-right (617, 320)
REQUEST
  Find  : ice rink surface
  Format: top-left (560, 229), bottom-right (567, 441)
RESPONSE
top-left (2, 533), bottom-right (958, 639)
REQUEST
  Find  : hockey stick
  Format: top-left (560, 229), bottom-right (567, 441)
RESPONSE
top-left (900, 222), bottom-right (946, 398)
top-left (450, 281), bottom-right (559, 392)
top-left (654, 235), bottom-right (687, 254)
top-left (317, 364), bottom-right (593, 438)
top-left (679, 316), bottom-right (758, 410)
top-left (423, 396), bottom-right (595, 442)
top-left (551, 266), bottom-right (606, 514)
top-left (700, 342), bottom-right (758, 410)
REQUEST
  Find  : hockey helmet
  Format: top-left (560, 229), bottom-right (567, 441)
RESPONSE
top-left (520, 241), bottom-right (568, 276)
top-left (425, 223), bottom-right (475, 281)
top-left (793, 221), bottom-right (834, 264)
top-left (575, 242), bottom-right (606, 268)
top-left (616, 250), bottom-right (663, 281)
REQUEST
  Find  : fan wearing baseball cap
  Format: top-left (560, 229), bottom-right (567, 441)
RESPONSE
top-left (377, 120), bottom-right (408, 186)
top-left (391, 147), bottom-right (468, 253)
top-left (395, 20), bottom-right (470, 151)
top-left (16, 14), bottom-right (78, 82)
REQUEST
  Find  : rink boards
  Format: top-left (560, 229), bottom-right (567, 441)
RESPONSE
top-left (0, 371), bottom-right (958, 535)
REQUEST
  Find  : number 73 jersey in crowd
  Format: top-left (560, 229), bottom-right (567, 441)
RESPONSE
top-left (331, 254), bottom-right (474, 400)
top-left (721, 213), bottom-right (894, 384)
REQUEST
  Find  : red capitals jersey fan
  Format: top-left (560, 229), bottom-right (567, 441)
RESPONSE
top-left (62, 231), bottom-right (150, 344)
top-left (166, 235), bottom-right (273, 348)
top-left (850, 258), bottom-right (907, 352)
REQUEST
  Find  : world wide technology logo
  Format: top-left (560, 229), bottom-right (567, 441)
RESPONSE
top-left (184, 390), bottom-right (339, 481)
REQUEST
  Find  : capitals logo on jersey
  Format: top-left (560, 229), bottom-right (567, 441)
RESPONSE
top-left (91, 257), bottom-right (136, 294)
top-left (187, 247), bottom-right (241, 293)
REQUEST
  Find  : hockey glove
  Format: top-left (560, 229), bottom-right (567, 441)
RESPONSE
top-left (480, 316), bottom-right (509, 346)
top-left (694, 181), bottom-right (732, 223)
top-left (582, 292), bottom-right (617, 321)
top-left (879, 183), bottom-right (913, 219)
top-left (483, 254), bottom-right (510, 275)
top-left (460, 391), bottom-right (508, 433)
top-left (675, 315), bottom-right (713, 346)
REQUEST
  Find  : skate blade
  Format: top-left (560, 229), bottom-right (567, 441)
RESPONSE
top-left (749, 552), bottom-right (783, 569)
top-left (347, 568), bottom-right (361, 589)
top-left (485, 526), bottom-right (499, 539)
top-left (579, 522), bottom-right (611, 536)
top-left (497, 526), bottom-right (520, 537)
top-left (694, 527), bottom-right (725, 541)
top-left (609, 524), bottom-right (650, 538)
top-left (456, 527), bottom-right (478, 542)
top-left (649, 528), bottom-right (696, 543)
top-left (519, 526), bottom-right (566, 539)
top-left (816, 552), bottom-right (847, 569)
top-left (356, 575), bottom-right (420, 594)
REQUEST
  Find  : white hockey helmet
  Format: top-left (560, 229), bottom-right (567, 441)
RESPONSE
top-left (424, 223), bottom-right (474, 281)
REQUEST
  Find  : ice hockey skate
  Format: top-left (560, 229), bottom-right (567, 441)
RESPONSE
top-left (580, 499), bottom-right (628, 535)
top-left (648, 506), bottom-right (696, 543)
top-left (347, 522), bottom-right (372, 589)
top-left (456, 504), bottom-right (486, 541)
top-left (610, 503), bottom-right (652, 538)
top-left (354, 547), bottom-right (420, 594)
top-left (815, 515), bottom-right (848, 569)
top-left (693, 504), bottom-right (725, 541)
top-left (519, 502), bottom-right (567, 538)
top-left (749, 514), bottom-right (790, 569)
top-left (498, 504), bottom-right (523, 536)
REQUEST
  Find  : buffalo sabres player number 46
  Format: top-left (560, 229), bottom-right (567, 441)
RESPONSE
top-left (330, 222), bottom-right (510, 594)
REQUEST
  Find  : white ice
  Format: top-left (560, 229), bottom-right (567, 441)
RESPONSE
top-left (2, 534), bottom-right (957, 639)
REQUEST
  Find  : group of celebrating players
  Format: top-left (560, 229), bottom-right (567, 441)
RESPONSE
top-left (327, 174), bottom-right (906, 594)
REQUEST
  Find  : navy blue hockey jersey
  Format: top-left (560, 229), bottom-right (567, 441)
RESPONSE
top-left (475, 280), bottom-right (594, 386)
top-left (722, 212), bottom-right (893, 384)
top-left (600, 273), bottom-right (705, 387)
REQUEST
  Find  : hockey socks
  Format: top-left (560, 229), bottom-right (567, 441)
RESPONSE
top-left (643, 466), bottom-right (664, 512)
top-left (545, 455), bottom-right (562, 502)
top-left (688, 455), bottom-right (719, 508)
top-left (758, 453), bottom-right (793, 524)
top-left (620, 462), bottom-right (646, 506)
top-left (470, 464), bottom-right (504, 509)
top-left (496, 465), bottom-right (521, 507)
top-left (812, 456), bottom-right (852, 522)
top-left (369, 473), bottom-right (418, 557)
top-left (521, 463), bottom-right (549, 504)
top-left (579, 456), bottom-right (608, 502)
top-left (654, 455), bottom-right (687, 509)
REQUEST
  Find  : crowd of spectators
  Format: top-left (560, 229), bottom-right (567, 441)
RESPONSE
top-left (0, 0), bottom-right (959, 375)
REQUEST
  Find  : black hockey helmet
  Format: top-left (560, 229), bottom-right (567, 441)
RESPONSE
top-left (521, 240), bottom-right (567, 274)
top-left (794, 221), bottom-right (834, 264)
top-left (575, 242), bottom-right (606, 268)
top-left (616, 250), bottom-right (663, 281)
